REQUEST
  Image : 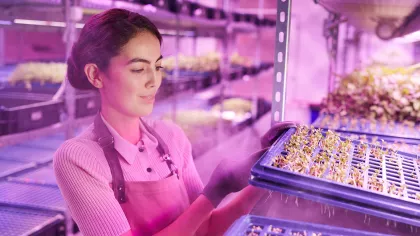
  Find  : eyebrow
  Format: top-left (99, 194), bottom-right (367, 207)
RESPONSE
top-left (127, 55), bottom-right (163, 65)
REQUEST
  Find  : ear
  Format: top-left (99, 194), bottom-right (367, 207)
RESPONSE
top-left (84, 63), bottom-right (103, 89)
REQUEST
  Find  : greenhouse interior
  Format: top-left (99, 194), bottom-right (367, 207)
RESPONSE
top-left (0, 0), bottom-right (420, 235)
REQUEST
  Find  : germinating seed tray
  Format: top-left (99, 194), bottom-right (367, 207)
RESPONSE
top-left (313, 114), bottom-right (420, 140)
top-left (224, 215), bottom-right (389, 236)
top-left (250, 127), bottom-right (420, 227)
top-left (336, 131), bottom-right (420, 155)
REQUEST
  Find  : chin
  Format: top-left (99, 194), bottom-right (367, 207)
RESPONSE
top-left (136, 106), bottom-right (154, 117)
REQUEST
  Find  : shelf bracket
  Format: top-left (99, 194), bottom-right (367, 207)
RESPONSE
top-left (271, 0), bottom-right (292, 126)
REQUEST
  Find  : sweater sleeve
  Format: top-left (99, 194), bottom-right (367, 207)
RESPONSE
top-left (53, 139), bottom-right (130, 236)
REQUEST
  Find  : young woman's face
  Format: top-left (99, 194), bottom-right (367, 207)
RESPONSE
top-left (100, 31), bottom-right (163, 117)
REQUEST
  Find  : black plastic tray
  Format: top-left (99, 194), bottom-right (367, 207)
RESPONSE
top-left (0, 181), bottom-right (66, 213)
top-left (0, 92), bottom-right (63, 135)
top-left (75, 91), bottom-right (101, 118)
top-left (313, 114), bottom-right (420, 140)
top-left (0, 205), bottom-right (65, 236)
top-left (225, 215), bottom-right (389, 236)
top-left (250, 128), bottom-right (420, 227)
top-left (0, 145), bottom-right (55, 164)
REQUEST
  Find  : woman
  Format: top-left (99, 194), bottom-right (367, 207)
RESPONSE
top-left (54, 8), bottom-right (295, 236)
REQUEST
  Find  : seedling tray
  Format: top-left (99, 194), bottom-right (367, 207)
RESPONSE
top-left (313, 114), bottom-right (420, 140)
top-left (0, 205), bottom-right (65, 236)
top-left (225, 215), bottom-right (389, 236)
top-left (250, 127), bottom-right (420, 227)
top-left (335, 131), bottom-right (420, 155)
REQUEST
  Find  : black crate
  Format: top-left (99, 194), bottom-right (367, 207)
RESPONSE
top-left (0, 92), bottom-right (63, 136)
top-left (233, 12), bottom-right (243, 22)
top-left (0, 205), bottom-right (66, 236)
top-left (75, 91), bottom-right (100, 118)
top-left (205, 7), bottom-right (226, 20)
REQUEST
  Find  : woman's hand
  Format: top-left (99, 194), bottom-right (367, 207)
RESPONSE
top-left (261, 121), bottom-right (298, 148)
top-left (202, 121), bottom-right (298, 207)
top-left (202, 148), bottom-right (269, 207)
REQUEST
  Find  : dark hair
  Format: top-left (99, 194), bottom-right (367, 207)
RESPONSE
top-left (67, 8), bottom-right (162, 90)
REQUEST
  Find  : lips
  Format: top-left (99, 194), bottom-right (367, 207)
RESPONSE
top-left (139, 95), bottom-right (155, 103)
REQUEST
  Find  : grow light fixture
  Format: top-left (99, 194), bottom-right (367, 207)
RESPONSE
top-left (13, 19), bottom-right (85, 29)
top-left (393, 30), bottom-right (420, 44)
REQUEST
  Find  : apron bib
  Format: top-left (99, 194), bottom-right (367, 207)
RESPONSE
top-left (94, 115), bottom-right (191, 236)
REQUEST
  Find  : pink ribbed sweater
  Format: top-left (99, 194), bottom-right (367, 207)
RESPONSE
top-left (53, 116), bottom-right (204, 236)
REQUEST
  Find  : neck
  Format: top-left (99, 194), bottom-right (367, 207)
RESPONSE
top-left (100, 107), bottom-right (141, 145)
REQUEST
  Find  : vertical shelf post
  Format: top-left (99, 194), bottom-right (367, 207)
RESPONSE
top-left (251, 0), bottom-right (265, 122)
top-left (171, 14), bottom-right (181, 122)
top-left (0, 28), bottom-right (4, 67)
top-left (271, 0), bottom-right (292, 126)
top-left (64, 0), bottom-right (78, 140)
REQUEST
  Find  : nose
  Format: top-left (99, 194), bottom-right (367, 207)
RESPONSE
top-left (145, 67), bottom-right (157, 89)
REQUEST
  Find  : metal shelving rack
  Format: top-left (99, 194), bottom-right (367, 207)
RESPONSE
top-left (271, 0), bottom-right (292, 125)
top-left (0, 0), bottom-right (275, 147)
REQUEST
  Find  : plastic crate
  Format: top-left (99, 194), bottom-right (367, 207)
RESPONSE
top-left (205, 7), bottom-right (225, 20)
top-left (0, 145), bottom-right (54, 164)
top-left (0, 205), bottom-right (65, 236)
top-left (0, 181), bottom-right (66, 213)
top-left (75, 91), bottom-right (101, 118)
top-left (0, 92), bottom-right (63, 135)
top-left (250, 127), bottom-right (420, 227)
top-left (0, 159), bottom-right (36, 179)
top-left (313, 114), bottom-right (420, 140)
top-left (8, 164), bottom-right (57, 187)
top-left (225, 215), bottom-right (388, 236)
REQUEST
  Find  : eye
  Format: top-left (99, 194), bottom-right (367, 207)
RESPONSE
top-left (131, 69), bottom-right (144, 73)
top-left (156, 66), bottom-right (164, 71)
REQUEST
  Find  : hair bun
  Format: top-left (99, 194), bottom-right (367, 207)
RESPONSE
top-left (67, 50), bottom-right (96, 90)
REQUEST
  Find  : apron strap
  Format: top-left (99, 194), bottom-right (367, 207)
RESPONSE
top-left (94, 114), bottom-right (127, 203)
top-left (139, 119), bottom-right (179, 179)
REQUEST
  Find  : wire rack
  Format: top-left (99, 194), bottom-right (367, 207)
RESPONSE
top-left (0, 205), bottom-right (65, 236)
top-left (250, 127), bottom-right (420, 227)
top-left (0, 159), bottom-right (36, 179)
top-left (313, 114), bottom-right (420, 140)
top-left (8, 164), bottom-right (57, 186)
top-left (18, 136), bottom-right (64, 150)
top-left (0, 181), bottom-right (66, 213)
top-left (0, 145), bottom-right (54, 164)
top-left (225, 215), bottom-right (389, 236)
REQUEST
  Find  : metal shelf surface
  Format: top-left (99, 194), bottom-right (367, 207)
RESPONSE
top-left (0, 145), bottom-right (55, 164)
top-left (0, 205), bottom-right (65, 236)
top-left (0, 181), bottom-right (66, 213)
top-left (8, 163), bottom-right (57, 186)
top-left (0, 0), bottom-right (267, 37)
top-left (0, 159), bottom-right (36, 179)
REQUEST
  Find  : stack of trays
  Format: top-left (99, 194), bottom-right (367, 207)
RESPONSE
top-left (250, 127), bottom-right (420, 227)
